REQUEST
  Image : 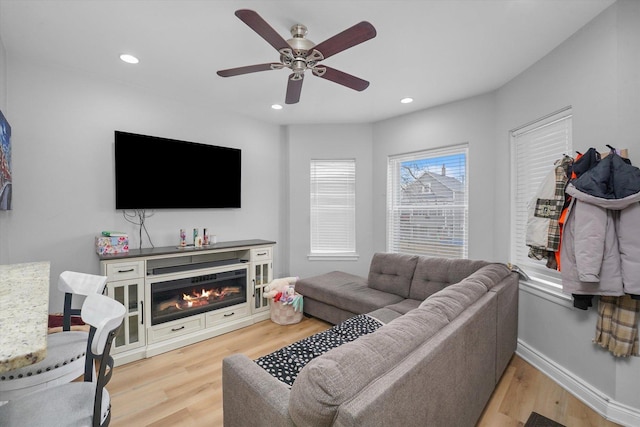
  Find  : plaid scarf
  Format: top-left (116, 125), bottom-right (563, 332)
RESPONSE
top-left (594, 295), bottom-right (640, 357)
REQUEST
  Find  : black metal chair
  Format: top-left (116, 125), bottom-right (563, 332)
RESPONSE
top-left (0, 293), bottom-right (126, 427)
top-left (0, 271), bottom-right (108, 402)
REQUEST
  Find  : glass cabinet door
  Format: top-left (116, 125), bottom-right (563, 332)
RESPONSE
top-left (253, 262), bottom-right (271, 312)
top-left (108, 278), bottom-right (145, 352)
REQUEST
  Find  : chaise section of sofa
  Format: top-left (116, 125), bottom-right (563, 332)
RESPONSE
top-left (222, 257), bottom-right (519, 427)
top-left (294, 271), bottom-right (405, 325)
top-left (296, 252), bottom-right (493, 324)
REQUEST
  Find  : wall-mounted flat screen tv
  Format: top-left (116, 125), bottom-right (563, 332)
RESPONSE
top-left (114, 131), bottom-right (241, 209)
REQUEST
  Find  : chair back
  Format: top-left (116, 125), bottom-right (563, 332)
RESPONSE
top-left (57, 271), bottom-right (108, 331)
top-left (57, 271), bottom-right (110, 383)
top-left (58, 271), bottom-right (108, 296)
top-left (81, 293), bottom-right (125, 427)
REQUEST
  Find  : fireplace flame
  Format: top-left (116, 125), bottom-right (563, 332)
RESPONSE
top-left (174, 286), bottom-right (242, 310)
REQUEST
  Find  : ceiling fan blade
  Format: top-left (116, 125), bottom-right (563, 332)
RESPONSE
top-left (235, 9), bottom-right (290, 52)
top-left (312, 21), bottom-right (376, 60)
top-left (217, 63), bottom-right (279, 77)
top-left (314, 66), bottom-right (369, 91)
top-left (285, 74), bottom-right (304, 104)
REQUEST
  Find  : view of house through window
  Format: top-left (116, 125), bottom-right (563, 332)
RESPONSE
top-left (387, 144), bottom-right (468, 259)
top-left (309, 159), bottom-right (356, 258)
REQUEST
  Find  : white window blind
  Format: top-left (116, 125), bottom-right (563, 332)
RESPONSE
top-left (510, 108), bottom-right (572, 288)
top-left (387, 144), bottom-right (468, 259)
top-left (310, 159), bottom-right (356, 256)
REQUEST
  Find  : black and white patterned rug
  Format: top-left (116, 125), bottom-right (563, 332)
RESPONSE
top-left (254, 314), bottom-right (383, 387)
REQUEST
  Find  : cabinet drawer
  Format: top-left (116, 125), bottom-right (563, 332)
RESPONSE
top-left (250, 248), bottom-right (272, 261)
top-left (106, 261), bottom-right (144, 281)
top-left (206, 304), bottom-right (249, 327)
top-left (148, 315), bottom-right (204, 343)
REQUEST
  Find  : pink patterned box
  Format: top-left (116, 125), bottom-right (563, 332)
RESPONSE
top-left (95, 236), bottom-right (129, 255)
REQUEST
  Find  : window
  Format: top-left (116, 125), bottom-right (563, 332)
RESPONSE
top-left (510, 108), bottom-right (572, 289)
top-left (387, 144), bottom-right (468, 259)
top-left (309, 159), bottom-right (357, 259)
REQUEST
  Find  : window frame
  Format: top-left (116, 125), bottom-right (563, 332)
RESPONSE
top-left (386, 143), bottom-right (469, 259)
top-left (509, 107), bottom-right (573, 300)
top-left (308, 158), bottom-right (358, 261)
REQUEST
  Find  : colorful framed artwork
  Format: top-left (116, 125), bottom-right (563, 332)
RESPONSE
top-left (0, 109), bottom-right (11, 210)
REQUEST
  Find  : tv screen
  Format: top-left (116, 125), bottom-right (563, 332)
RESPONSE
top-left (114, 131), bottom-right (241, 209)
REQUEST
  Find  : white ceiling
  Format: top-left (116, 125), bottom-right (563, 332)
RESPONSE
top-left (0, 0), bottom-right (615, 125)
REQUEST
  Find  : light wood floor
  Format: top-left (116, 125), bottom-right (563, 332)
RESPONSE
top-left (107, 316), bottom-right (622, 427)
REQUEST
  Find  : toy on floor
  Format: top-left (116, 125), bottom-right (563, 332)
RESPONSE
top-left (280, 285), bottom-right (296, 304)
top-left (264, 277), bottom-right (304, 313)
top-left (264, 277), bottom-right (298, 301)
top-left (279, 285), bottom-right (303, 313)
top-left (291, 293), bottom-right (304, 313)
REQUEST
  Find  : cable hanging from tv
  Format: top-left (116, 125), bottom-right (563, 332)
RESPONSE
top-left (123, 209), bottom-right (155, 250)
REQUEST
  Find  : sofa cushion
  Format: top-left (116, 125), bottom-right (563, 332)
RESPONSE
top-left (289, 307), bottom-right (450, 426)
top-left (296, 271), bottom-right (404, 315)
top-left (254, 314), bottom-right (383, 387)
top-left (409, 257), bottom-right (490, 300)
top-left (366, 307), bottom-right (403, 324)
top-left (383, 298), bottom-right (422, 315)
top-left (466, 263), bottom-right (511, 291)
top-left (367, 252), bottom-right (419, 298)
top-left (419, 280), bottom-right (488, 321)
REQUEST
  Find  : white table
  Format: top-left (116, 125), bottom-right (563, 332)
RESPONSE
top-left (0, 262), bottom-right (50, 374)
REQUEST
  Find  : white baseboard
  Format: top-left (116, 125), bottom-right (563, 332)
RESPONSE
top-left (517, 340), bottom-right (640, 427)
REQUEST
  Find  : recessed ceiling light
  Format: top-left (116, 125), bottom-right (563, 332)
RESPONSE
top-left (271, 104), bottom-right (283, 110)
top-left (120, 54), bottom-right (139, 64)
top-left (400, 97), bottom-right (414, 104)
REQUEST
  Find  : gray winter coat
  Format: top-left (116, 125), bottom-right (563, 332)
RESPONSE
top-left (561, 153), bottom-right (640, 296)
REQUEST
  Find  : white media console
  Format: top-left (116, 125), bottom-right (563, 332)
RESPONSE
top-left (98, 239), bottom-right (275, 366)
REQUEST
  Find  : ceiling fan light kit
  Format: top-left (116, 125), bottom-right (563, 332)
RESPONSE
top-left (217, 9), bottom-right (376, 104)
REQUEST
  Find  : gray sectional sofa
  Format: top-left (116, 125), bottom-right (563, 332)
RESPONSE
top-left (223, 253), bottom-right (519, 427)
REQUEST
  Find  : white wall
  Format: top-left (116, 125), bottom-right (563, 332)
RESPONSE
top-left (614, 4), bottom-right (640, 415)
top-left (495, 1), bottom-right (640, 422)
top-left (4, 54), bottom-right (283, 312)
top-left (287, 123), bottom-right (374, 278)
top-left (372, 92), bottom-right (498, 260)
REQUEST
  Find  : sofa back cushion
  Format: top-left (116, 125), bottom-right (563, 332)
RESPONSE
top-left (416, 263), bottom-right (511, 327)
top-left (289, 275), bottom-right (493, 426)
top-left (289, 308), bottom-right (449, 426)
top-left (418, 279), bottom-right (488, 320)
top-left (409, 257), bottom-right (490, 301)
top-left (367, 252), bottom-right (419, 298)
top-left (466, 263), bottom-right (511, 291)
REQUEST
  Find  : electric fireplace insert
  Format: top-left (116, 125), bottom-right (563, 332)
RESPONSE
top-left (150, 268), bottom-right (247, 325)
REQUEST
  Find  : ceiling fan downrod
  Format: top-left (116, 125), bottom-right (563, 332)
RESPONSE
top-left (279, 24), bottom-right (324, 77)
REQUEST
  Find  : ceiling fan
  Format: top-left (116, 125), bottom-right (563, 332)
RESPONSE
top-left (217, 9), bottom-right (377, 104)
